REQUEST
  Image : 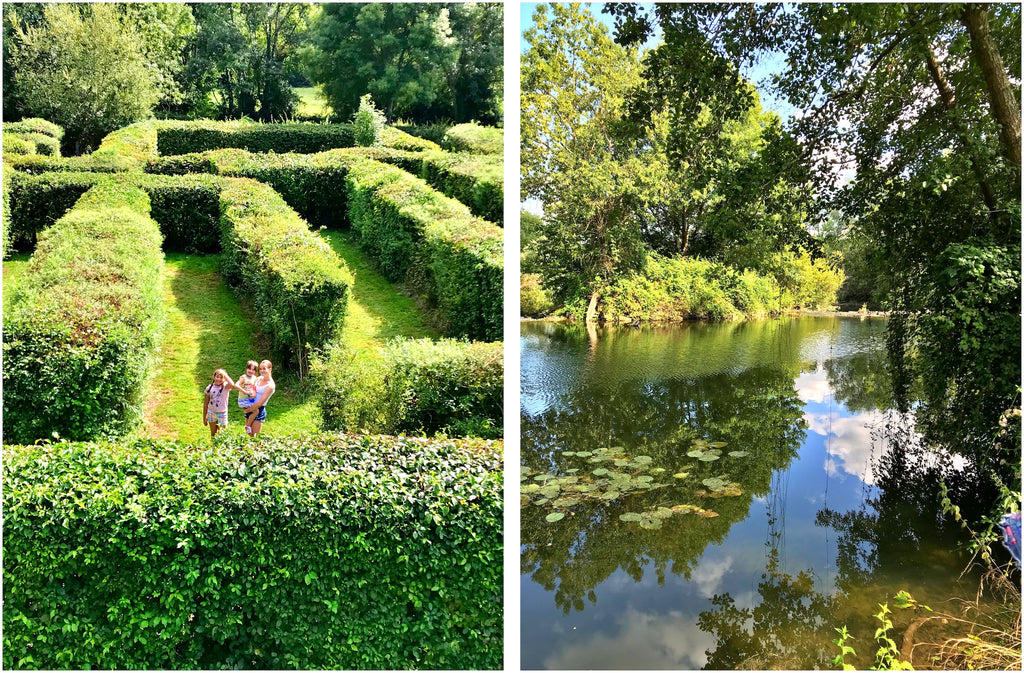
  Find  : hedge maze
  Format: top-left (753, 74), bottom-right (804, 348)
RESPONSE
top-left (2, 120), bottom-right (504, 668)
top-left (2, 119), bottom-right (504, 445)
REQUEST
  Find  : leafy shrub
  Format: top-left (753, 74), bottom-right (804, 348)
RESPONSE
top-left (3, 135), bottom-right (33, 155)
top-left (5, 171), bottom-right (97, 252)
top-left (9, 132), bottom-right (61, 156)
top-left (770, 248), bottom-right (845, 310)
top-left (314, 339), bottom-right (503, 438)
top-left (344, 158), bottom-right (502, 341)
top-left (218, 178), bottom-right (353, 374)
top-left (4, 154), bottom-right (138, 174)
top-left (521, 273), bottom-right (554, 317)
top-left (378, 125), bottom-right (442, 152)
top-left (3, 117), bottom-right (64, 139)
top-left (156, 120), bottom-right (357, 155)
top-left (91, 120), bottom-right (159, 165)
top-left (603, 254), bottom-right (746, 321)
top-left (2, 182), bottom-right (165, 444)
top-left (352, 93), bottom-right (387, 147)
top-left (441, 122), bottom-right (503, 155)
top-left (2, 433), bottom-right (502, 669)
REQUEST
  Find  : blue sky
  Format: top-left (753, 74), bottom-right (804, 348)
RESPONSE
top-left (519, 2), bottom-right (795, 122)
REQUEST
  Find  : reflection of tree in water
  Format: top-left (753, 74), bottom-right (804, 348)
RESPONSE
top-left (697, 412), bottom-right (982, 669)
top-left (817, 412), bottom-right (984, 591)
top-left (521, 365), bottom-right (806, 613)
top-left (824, 348), bottom-right (895, 413)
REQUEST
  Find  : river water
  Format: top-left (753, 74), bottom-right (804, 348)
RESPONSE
top-left (520, 317), bottom-right (978, 670)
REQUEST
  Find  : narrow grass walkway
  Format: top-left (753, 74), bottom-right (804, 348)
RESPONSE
top-left (321, 229), bottom-right (440, 350)
top-left (2, 252), bottom-right (33, 313)
top-left (142, 232), bottom-right (436, 443)
top-left (142, 254), bottom-right (319, 443)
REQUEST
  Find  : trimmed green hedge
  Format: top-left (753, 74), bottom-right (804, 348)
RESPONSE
top-left (441, 123), bottom-right (503, 155)
top-left (315, 339), bottom-right (503, 438)
top-left (5, 132), bottom-right (61, 157)
top-left (3, 135), bottom-right (34, 155)
top-left (344, 158), bottom-right (502, 341)
top-left (5, 171), bottom-right (351, 370)
top-left (2, 434), bottom-right (502, 669)
top-left (3, 118), bottom-right (64, 139)
top-left (218, 177), bottom-right (353, 373)
top-left (2, 182), bottom-right (165, 444)
top-left (4, 171), bottom-right (222, 254)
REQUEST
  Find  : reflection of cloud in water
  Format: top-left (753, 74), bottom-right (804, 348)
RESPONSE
top-left (794, 368), bottom-right (831, 404)
top-left (690, 556), bottom-right (733, 598)
top-left (805, 410), bottom-right (881, 483)
top-left (543, 608), bottom-right (715, 670)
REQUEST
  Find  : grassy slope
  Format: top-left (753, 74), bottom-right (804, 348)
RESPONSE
top-left (138, 230), bottom-right (435, 443)
top-left (2, 252), bottom-right (32, 312)
top-left (294, 86), bottom-right (331, 119)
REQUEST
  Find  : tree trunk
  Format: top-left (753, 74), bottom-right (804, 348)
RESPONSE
top-left (961, 3), bottom-right (1021, 167)
top-left (585, 289), bottom-right (600, 324)
top-left (924, 44), bottom-right (998, 213)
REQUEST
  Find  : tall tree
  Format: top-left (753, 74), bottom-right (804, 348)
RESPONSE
top-left (5, 3), bottom-right (160, 153)
top-left (302, 3), bottom-right (457, 121)
top-left (608, 2), bottom-right (1021, 483)
top-left (521, 3), bottom-right (647, 319)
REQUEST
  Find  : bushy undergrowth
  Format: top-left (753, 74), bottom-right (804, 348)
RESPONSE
top-left (521, 273), bottom-right (554, 317)
top-left (2, 434), bottom-right (502, 670)
top-left (314, 339), bottom-right (503, 438)
top-left (3, 117), bottom-right (64, 139)
top-left (2, 182), bottom-right (164, 443)
top-left (599, 251), bottom-right (845, 322)
top-left (441, 122), bottom-right (503, 155)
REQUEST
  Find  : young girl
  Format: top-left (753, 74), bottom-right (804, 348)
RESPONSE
top-left (234, 360), bottom-right (260, 432)
top-left (203, 369), bottom-right (235, 438)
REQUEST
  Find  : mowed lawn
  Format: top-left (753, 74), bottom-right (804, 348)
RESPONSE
top-left (143, 231), bottom-right (436, 442)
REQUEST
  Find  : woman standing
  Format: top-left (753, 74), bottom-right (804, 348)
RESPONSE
top-left (247, 359), bottom-right (276, 437)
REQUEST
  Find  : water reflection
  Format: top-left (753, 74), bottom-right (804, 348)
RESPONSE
top-left (521, 317), bottom-right (977, 670)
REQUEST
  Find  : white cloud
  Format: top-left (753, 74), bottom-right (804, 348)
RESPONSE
top-left (794, 369), bottom-right (832, 404)
top-left (543, 608), bottom-right (716, 670)
top-left (690, 556), bottom-right (734, 599)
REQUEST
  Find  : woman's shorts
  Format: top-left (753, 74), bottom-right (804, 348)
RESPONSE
top-left (252, 405), bottom-right (267, 423)
top-left (239, 396), bottom-right (256, 409)
top-left (206, 410), bottom-right (228, 426)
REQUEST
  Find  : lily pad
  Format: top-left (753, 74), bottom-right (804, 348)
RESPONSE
top-left (673, 472), bottom-right (690, 479)
top-left (698, 454), bottom-right (721, 462)
top-left (534, 498), bottom-right (550, 506)
top-left (576, 451), bottom-right (593, 458)
top-left (566, 468), bottom-right (579, 474)
top-left (553, 497), bottom-right (581, 508)
top-left (534, 474), bottom-right (554, 482)
top-left (520, 495), bottom-right (531, 508)
top-left (614, 460), bottom-right (629, 467)
top-left (619, 512), bottom-right (643, 522)
top-left (592, 468), bottom-right (609, 476)
top-left (540, 485), bottom-right (561, 498)
top-left (708, 441), bottom-right (728, 448)
top-left (634, 455), bottom-right (653, 464)
top-left (728, 451), bottom-right (749, 458)
top-left (562, 451), bottom-right (576, 457)
top-left (639, 518), bottom-right (663, 530)
top-left (687, 450), bottom-right (706, 458)
top-left (601, 490), bottom-right (620, 500)
top-left (522, 483), bottom-right (541, 493)
top-left (545, 512), bottom-right (565, 523)
top-left (698, 510), bottom-right (720, 518)
top-left (650, 468), bottom-right (666, 474)
top-left (636, 475), bottom-right (654, 483)
top-left (651, 507), bottom-right (674, 520)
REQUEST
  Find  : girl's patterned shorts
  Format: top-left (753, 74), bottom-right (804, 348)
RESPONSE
top-left (207, 410), bottom-right (228, 426)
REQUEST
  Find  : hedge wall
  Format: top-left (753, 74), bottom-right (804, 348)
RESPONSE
top-left (4, 170), bottom-right (350, 375)
top-left (441, 123), bottom-right (503, 155)
top-left (315, 339), bottom-right (503, 438)
top-left (2, 434), bottom-right (502, 670)
top-left (344, 159), bottom-right (502, 342)
top-left (2, 182), bottom-right (165, 444)
top-left (218, 177), bottom-right (353, 372)
top-left (3, 117), bottom-right (64, 139)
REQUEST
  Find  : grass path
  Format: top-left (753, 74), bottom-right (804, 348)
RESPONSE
top-left (2, 252), bottom-right (32, 312)
top-left (141, 231), bottom-right (435, 442)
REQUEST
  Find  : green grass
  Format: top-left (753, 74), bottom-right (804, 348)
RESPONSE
top-left (295, 86), bottom-right (331, 119)
top-left (2, 252), bottom-right (33, 313)
top-left (141, 254), bottom-right (319, 443)
top-left (136, 231), bottom-right (436, 443)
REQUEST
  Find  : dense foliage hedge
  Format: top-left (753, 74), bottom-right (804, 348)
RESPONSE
top-left (148, 146), bottom-right (502, 226)
top-left (2, 434), bottom-right (503, 669)
top-left (4, 171), bottom-right (222, 254)
top-left (4, 132), bottom-right (61, 157)
top-left (2, 182), bottom-right (165, 443)
top-left (344, 158), bottom-right (502, 341)
top-left (315, 339), bottom-right (503, 438)
top-left (218, 178), bottom-right (353, 372)
top-left (441, 122), bottom-right (503, 155)
top-left (3, 117), bottom-right (64, 140)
